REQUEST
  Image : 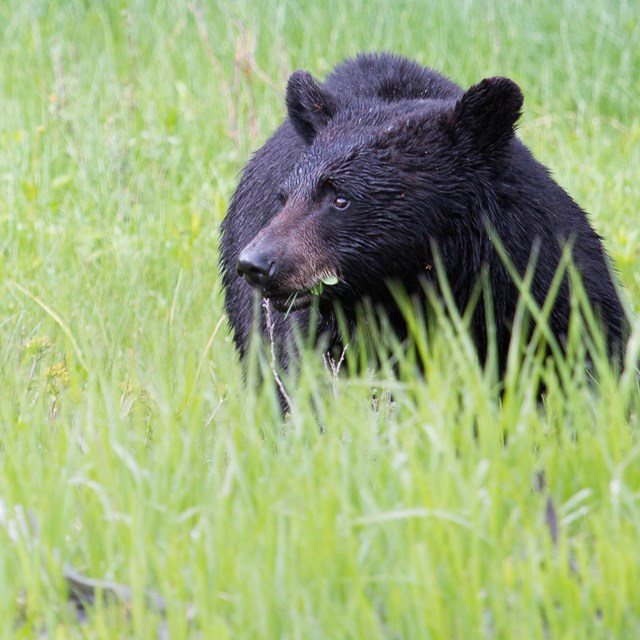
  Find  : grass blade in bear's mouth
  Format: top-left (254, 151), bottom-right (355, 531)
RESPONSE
top-left (284, 292), bottom-right (299, 317)
top-left (309, 274), bottom-right (339, 296)
top-left (321, 274), bottom-right (339, 286)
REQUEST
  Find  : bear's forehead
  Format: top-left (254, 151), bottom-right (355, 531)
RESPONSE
top-left (318, 98), bottom-right (448, 145)
top-left (282, 99), bottom-right (451, 192)
top-left (282, 139), bottom-right (391, 195)
top-left (284, 147), bottom-right (353, 190)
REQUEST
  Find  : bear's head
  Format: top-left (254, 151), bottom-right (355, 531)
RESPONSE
top-left (236, 69), bottom-right (524, 313)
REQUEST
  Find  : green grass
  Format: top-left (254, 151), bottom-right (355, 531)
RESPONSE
top-left (0, 0), bottom-right (639, 637)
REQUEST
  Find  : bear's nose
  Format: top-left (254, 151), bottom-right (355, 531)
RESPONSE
top-left (236, 248), bottom-right (276, 289)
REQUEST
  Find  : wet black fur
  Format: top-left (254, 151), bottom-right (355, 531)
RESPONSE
top-left (220, 52), bottom-right (627, 374)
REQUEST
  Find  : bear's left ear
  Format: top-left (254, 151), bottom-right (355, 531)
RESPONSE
top-left (450, 77), bottom-right (524, 153)
top-left (286, 71), bottom-right (338, 144)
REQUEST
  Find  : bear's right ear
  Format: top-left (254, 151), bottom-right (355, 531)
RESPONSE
top-left (286, 71), bottom-right (337, 144)
top-left (450, 77), bottom-right (524, 154)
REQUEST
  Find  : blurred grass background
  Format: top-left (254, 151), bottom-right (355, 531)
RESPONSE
top-left (0, 0), bottom-right (638, 637)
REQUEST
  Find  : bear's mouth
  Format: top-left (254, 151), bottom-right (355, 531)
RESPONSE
top-left (265, 274), bottom-right (340, 313)
top-left (267, 291), bottom-right (314, 313)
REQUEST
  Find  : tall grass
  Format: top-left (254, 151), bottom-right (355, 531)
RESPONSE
top-left (0, 0), bottom-right (638, 637)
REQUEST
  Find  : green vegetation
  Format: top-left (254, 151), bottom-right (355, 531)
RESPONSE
top-left (0, 0), bottom-right (638, 637)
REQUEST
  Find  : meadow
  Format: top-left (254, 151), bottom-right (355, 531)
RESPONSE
top-left (0, 0), bottom-right (639, 637)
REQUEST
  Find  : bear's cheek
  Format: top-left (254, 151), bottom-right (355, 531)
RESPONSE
top-left (277, 240), bottom-right (340, 293)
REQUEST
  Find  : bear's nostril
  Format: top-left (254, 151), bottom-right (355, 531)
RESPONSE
top-left (236, 249), bottom-right (276, 288)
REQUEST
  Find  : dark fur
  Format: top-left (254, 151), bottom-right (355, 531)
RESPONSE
top-left (220, 53), bottom-right (627, 373)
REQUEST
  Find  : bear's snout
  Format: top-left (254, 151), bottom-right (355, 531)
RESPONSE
top-left (236, 246), bottom-right (277, 290)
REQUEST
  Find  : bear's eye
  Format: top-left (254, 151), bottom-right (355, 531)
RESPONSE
top-left (333, 196), bottom-right (350, 210)
top-left (276, 191), bottom-right (287, 206)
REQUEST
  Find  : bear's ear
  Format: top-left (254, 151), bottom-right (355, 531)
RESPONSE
top-left (450, 77), bottom-right (524, 153)
top-left (286, 71), bottom-right (337, 144)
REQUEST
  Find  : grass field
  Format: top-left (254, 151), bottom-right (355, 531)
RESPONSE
top-left (1, 0), bottom-right (639, 637)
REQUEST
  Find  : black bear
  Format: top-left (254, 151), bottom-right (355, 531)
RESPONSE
top-left (220, 53), bottom-right (627, 377)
